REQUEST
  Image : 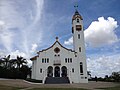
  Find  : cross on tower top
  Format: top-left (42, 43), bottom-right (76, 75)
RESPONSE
top-left (74, 4), bottom-right (78, 10)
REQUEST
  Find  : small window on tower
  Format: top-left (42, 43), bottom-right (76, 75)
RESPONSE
top-left (78, 34), bottom-right (80, 39)
top-left (72, 68), bottom-right (74, 73)
top-left (79, 47), bottom-right (81, 52)
top-left (80, 62), bottom-right (83, 74)
top-left (77, 19), bottom-right (79, 23)
top-left (40, 68), bottom-right (42, 73)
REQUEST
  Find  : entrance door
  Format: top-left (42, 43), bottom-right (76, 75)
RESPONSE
top-left (47, 66), bottom-right (53, 77)
top-left (61, 66), bottom-right (67, 77)
top-left (54, 66), bottom-right (60, 77)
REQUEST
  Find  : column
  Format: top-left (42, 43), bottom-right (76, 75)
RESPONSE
top-left (53, 66), bottom-right (54, 77)
top-left (60, 66), bottom-right (61, 77)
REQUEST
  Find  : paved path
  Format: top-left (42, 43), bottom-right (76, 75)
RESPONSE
top-left (0, 79), bottom-right (119, 90)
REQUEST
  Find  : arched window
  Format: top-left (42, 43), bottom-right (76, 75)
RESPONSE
top-left (47, 58), bottom-right (49, 63)
top-left (72, 68), bottom-right (74, 73)
top-left (47, 66), bottom-right (53, 77)
top-left (77, 18), bottom-right (79, 23)
top-left (65, 58), bottom-right (67, 63)
top-left (79, 47), bottom-right (81, 52)
top-left (80, 62), bottom-right (83, 74)
top-left (78, 34), bottom-right (80, 39)
top-left (61, 66), bottom-right (67, 77)
top-left (42, 58), bottom-right (44, 63)
top-left (40, 68), bottom-right (42, 73)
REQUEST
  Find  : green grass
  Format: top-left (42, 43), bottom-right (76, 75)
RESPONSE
top-left (98, 85), bottom-right (120, 90)
top-left (29, 88), bottom-right (88, 90)
top-left (0, 85), bottom-right (24, 90)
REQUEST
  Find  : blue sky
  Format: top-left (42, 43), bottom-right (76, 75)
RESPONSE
top-left (0, 0), bottom-right (120, 77)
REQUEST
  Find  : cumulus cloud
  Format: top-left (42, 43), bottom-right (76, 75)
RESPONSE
top-left (87, 54), bottom-right (120, 77)
top-left (64, 17), bottom-right (119, 47)
top-left (0, 20), bottom-right (5, 26)
top-left (64, 37), bottom-right (73, 45)
top-left (85, 17), bottom-right (118, 47)
top-left (30, 43), bottom-right (38, 53)
top-left (10, 50), bottom-right (26, 59)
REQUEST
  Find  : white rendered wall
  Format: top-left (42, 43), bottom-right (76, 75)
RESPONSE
top-left (32, 42), bottom-right (82, 83)
top-left (72, 17), bottom-right (88, 83)
top-left (31, 13), bottom-right (88, 83)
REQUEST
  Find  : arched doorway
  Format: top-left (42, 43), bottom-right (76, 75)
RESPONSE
top-left (47, 66), bottom-right (53, 77)
top-left (54, 66), bottom-right (60, 77)
top-left (61, 66), bottom-right (67, 77)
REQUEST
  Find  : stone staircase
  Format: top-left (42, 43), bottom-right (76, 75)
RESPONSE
top-left (45, 77), bottom-right (70, 84)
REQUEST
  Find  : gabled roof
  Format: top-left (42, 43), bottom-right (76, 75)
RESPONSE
top-left (30, 38), bottom-right (76, 61)
top-left (37, 39), bottom-right (75, 53)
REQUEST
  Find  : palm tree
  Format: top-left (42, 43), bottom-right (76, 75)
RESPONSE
top-left (0, 57), bottom-right (3, 65)
top-left (9, 59), bottom-right (16, 69)
top-left (2, 55), bottom-right (11, 69)
top-left (16, 56), bottom-right (27, 70)
top-left (0, 57), bottom-right (4, 67)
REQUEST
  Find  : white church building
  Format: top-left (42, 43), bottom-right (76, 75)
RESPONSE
top-left (30, 9), bottom-right (88, 84)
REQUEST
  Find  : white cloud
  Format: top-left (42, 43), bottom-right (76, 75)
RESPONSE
top-left (0, 20), bottom-right (5, 26)
top-left (0, 0), bottom-right (44, 58)
top-left (0, 26), bottom-right (13, 52)
top-left (10, 50), bottom-right (26, 59)
top-left (30, 43), bottom-right (38, 53)
top-left (87, 54), bottom-right (120, 77)
top-left (64, 17), bottom-right (119, 47)
top-left (9, 50), bottom-right (32, 66)
top-left (64, 37), bottom-right (73, 45)
top-left (85, 17), bottom-right (118, 47)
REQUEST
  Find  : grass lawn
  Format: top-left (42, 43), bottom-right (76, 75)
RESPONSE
top-left (0, 85), bottom-right (23, 90)
top-left (98, 84), bottom-right (120, 90)
top-left (29, 88), bottom-right (88, 90)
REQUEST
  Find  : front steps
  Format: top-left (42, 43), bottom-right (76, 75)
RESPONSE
top-left (45, 77), bottom-right (70, 84)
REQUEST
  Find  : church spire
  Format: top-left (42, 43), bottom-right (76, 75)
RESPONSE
top-left (72, 4), bottom-right (83, 21)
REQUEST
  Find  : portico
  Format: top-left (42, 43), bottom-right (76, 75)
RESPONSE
top-left (47, 66), bottom-right (68, 78)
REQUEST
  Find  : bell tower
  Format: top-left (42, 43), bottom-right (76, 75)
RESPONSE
top-left (72, 6), bottom-right (88, 83)
top-left (72, 9), bottom-right (84, 53)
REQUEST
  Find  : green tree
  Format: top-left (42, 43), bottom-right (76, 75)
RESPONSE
top-left (111, 71), bottom-right (120, 82)
top-left (2, 55), bottom-right (11, 69)
top-left (16, 56), bottom-right (27, 70)
top-left (20, 65), bottom-right (31, 79)
top-left (0, 57), bottom-right (4, 66)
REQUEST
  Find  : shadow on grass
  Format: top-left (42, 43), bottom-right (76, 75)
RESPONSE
top-left (29, 88), bottom-right (89, 90)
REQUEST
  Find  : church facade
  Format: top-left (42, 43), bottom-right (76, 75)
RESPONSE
top-left (30, 10), bottom-right (88, 84)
